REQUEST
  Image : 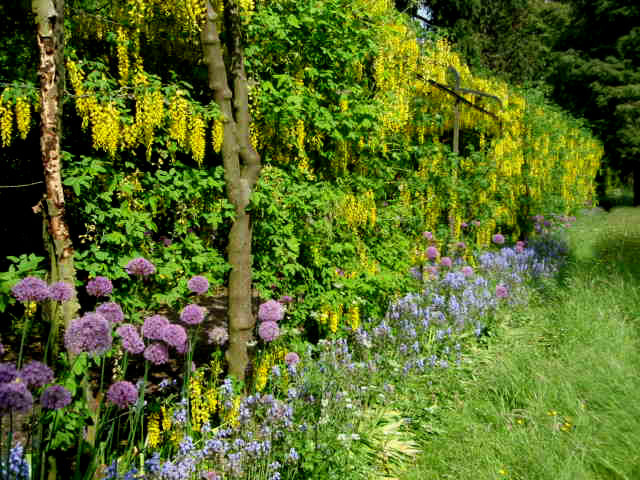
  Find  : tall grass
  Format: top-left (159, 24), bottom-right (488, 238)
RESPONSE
top-left (402, 207), bottom-right (640, 480)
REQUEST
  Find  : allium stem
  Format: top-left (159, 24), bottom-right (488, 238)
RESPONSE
top-left (17, 312), bottom-right (32, 369)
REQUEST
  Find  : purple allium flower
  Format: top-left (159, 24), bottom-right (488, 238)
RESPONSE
top-left (160, 236), bottom-right (172, 247)
top-left (461, 266), bottom-right (474, 277)
top-left (0, 343), bottom-right (4, 355)
top-left (116, 324), bottom-right (145, 354)
top-left (161, 324), bottom-right (188, 351)
top-left (258, 321), bottom-right (280, 342)
top-left (11, 277), bottom-right (50, 302)
top-left (187, 276), bottom-right (209, 295)
top-left (422, 231), bottom-right (433, 240)
top-left (64, 313), bottom-right (112, 356)
top-left (0, 381), bottom-right (33, 413)
top-left (515, 240), bottom-right (526, 253)
top-left (49, 282), bottom-right (74, 302)
top-left (0, 363), bottom-right (19, 383)
top-left (208, 326), bottom-right (229, 346)
top-left (142, 315), bottom-right (170, 340)
top-left (40, 385), bottom-right (72, 409)
top-left (496, 284), bottom-right (509, 299)
top-left (284, 352), bottom-right (300, 366)
top-left (461, 222), bottom-right (469, 228)
top-left (143, 343), bottom-right (169, 365)
top-left (86, 276), bottom-right (113, 297)
top-left (440, 257), bottom-right (452, 268)
top-left (180, 304), bottom-right (205, 325)
top-left (543, 220), bottom-right (551, 227)
top-left (456, 241), bottom-right (467, 250)
top-left (492, 234), bottom-right (505, 245)
top-left (258, 300), bottom-right (284, 323)
top-left (106, 381), bottom-right (138, 409)
top-left (125, 257), bottom-right (156, 277)
top-left (19, 361), bottom-right (54, 388)
top-left (96, 302), bottom-right (125, 324)
top-left (279, 295), bottom-right (294, 304)
top-left (426, 246), bottom-right (439, 260)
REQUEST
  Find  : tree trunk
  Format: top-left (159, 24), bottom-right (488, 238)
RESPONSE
top-left (201, 0), bottom-right (261, 380)
top-left (33, 0), bottom-right (79, 358)
top-left (634, 163), bottom-right (639, 207)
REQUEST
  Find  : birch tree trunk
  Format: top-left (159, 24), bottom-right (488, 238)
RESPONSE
top-left (33, 0), bottom-right (79, 358)
top-left (201, 0), bottom-right (261, 380)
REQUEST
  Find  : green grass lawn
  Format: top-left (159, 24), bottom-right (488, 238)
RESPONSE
top-left (399, 207), bottom-right (640, 480)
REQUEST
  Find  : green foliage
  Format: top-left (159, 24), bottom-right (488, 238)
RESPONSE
top-left (64, 153), bottom-right (232, 312)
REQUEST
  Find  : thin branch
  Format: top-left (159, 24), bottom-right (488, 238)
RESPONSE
top-left (0, 181), bottom-right (44, 189)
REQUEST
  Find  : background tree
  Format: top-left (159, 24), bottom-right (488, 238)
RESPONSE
top-left (548, 0), bottom-right (640, 204)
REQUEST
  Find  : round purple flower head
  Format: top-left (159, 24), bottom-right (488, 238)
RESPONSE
top-left (258, 321), bottom-right (280, 342)
top-left (40, 385), bottom-right (72, 410)
top-left (20, 361), bottom-right (54, 388)
top-left (422, 231), bottom-right (433, 241)
top-left (0, 381), bottom-right (33, 414)
top-left (208, 326), bottom-right (229, 346)
top-left (116, 324), bottom-right (145, 354)
top-left (64, 313), bottom-right (112, 356)
top-left (142, 315), bottom-right (170, 340)
top-left (258, 300), bottom-right (284, 323)
top-left (279, 295), bottom-right (294, 304)
top-left (492, 234), bottom-right (505, 245)
top-left (456, 242), bottom-right (467, 250)
top-left (144, 343), bottom-right (169, 365)
top-left (515, 240), bottom-right (526, 253)
top-left (180, 304), bottom-right (205, 325)
top-left (96, 302), bottom-right (125, 324)
top-left (426, 246), bottom-right (439, 261)
top-left (49, 282), bottom-right (74, 302)
top-left (461, 222), bottom-right (469, 228)
top-left (161, 324), bottom-right (188, 351)
top-left (187, 276), bottom-right (209, 295)
top-left (496, 284), bottom-right (509, 299)
top-left (12, 277), bottom-right (50, 302)
top-left (0, 363), bottom-right (19, 383)
top-left (86, 276), bottom-right (113, 297)
top-left (461, 266), bottom-right (474, 277)
top-left (284, 352), bottom-right (300, 366)
top-left (125, 257), bottom-right (156, 277)
top-left (440, 257), bottom-right (452, 268)
top-left (106, 381), bottom-right (138, 409)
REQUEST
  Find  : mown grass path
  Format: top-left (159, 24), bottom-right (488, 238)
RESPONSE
top-left (401, 207), bottom-right (640, 480)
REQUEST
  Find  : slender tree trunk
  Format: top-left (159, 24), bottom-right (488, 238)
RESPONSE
top-left (634, 163), bottom-right (639, 207)
top-left (33, 0), bottom-right (79, 357)
top-left (201, 0), bottom-right (261, 380)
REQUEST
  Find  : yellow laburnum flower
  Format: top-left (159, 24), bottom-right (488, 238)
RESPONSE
top-left (0, 98), bottom-right (14, 147)
top-left (147, 413), bottom-right (161, 448)
top-left (15, 97), bottom-right (31, 140)
top-left (212, 118), bottom-right (224, 153)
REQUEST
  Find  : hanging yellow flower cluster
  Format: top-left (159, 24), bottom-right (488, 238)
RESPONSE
top-left (0, 92), bottom-right (34, 147)
top-left (340, 191), bottom-right (377, 232)
top-left (65, 59), bottom-right (218, 163)
top-left (0, 98), bottom-right (14, 148)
